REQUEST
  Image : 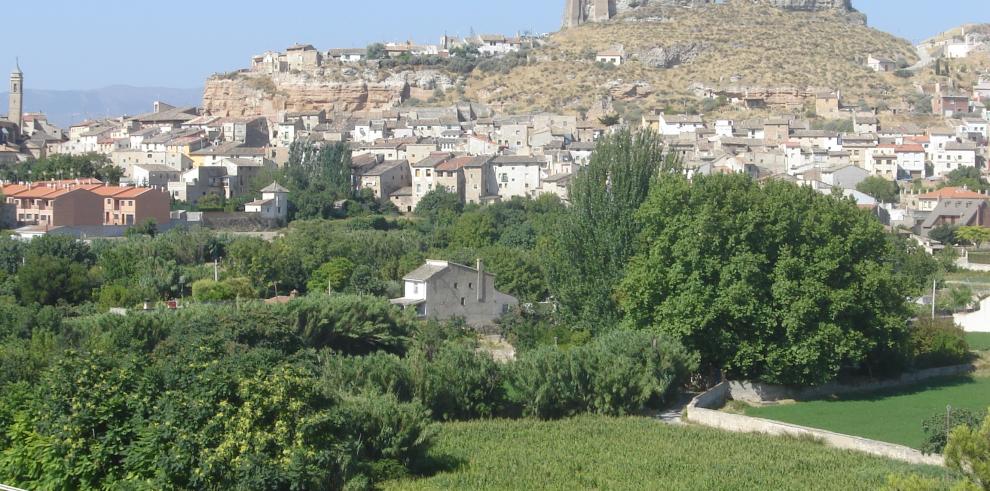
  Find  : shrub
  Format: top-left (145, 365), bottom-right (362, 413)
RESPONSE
top-left (920, 407), bottom-right (986, 455)
top-left (190, 277), bottom-right (254, 302)
top-left (909, 318), bottom-right (971, 369)
top-left (322, 351), bottom-right (414, 400)
top-left (506, 331), bottom-right (697, 419)
top-left (409, 344), bottom-right (505, 421)
top-left (289, 294), bottom-right (413, 355)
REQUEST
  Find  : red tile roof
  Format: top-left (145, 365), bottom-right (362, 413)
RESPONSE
top-left (918, 187), bottom-right (989, 200)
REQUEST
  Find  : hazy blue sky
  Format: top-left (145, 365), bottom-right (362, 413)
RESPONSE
top-left (4, 0), bottom-right (988, 90)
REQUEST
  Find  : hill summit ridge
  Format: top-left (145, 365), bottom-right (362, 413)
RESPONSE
top-left (563, 0), bottom-right (860, 28)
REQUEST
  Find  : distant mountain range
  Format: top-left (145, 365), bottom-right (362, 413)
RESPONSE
top-left (1, 85), bottom-right (203, 129)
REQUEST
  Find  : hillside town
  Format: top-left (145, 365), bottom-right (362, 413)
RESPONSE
top-left (1, 50), bottom-right (989, 244)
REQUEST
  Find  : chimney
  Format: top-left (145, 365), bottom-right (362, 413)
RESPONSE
top-left (476, 259), bottom-right (486, 302)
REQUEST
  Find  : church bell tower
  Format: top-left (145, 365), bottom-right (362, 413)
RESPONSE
top-left (9, 59), bottom-right (23, 136)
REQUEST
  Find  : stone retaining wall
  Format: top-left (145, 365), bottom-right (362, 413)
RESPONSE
top-left (729, 364), bottom-right (975, 404)
top-left (684, 382), bottom-right (945, 467)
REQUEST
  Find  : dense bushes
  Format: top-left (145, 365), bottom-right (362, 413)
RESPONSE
top-left (506, 331), bottom-right (697, 418)
top-left (323, 329), bottom-right (696, 422)
top-left (0, 297), bottom-right (432, 490)
top-left (909, 318), bottom-right (971, 369)
top-left (290, 294), bottom-right (414, 355)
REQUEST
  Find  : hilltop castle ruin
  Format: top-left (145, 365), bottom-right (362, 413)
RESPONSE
top-left (562, 0), bottom-right (859, 28)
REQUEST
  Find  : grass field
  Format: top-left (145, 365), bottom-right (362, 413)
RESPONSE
top-left (745, 375), bottom-right (990, 449)
top-left (384, 416), bottom-right (951, 490)
top-left (968, 333), bottom-right (990, 351)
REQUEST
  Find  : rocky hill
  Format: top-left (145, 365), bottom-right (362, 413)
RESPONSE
top-left (465, 0), bottom-right (913, 116)
top-left (201, 0), bottom-right (918, 120)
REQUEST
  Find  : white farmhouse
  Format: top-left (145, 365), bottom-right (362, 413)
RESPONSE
top-left (245, 181), bottom-right (289, 223)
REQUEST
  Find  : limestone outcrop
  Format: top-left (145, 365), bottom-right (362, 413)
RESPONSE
top-left (202, 74), bottom-right (406, 118)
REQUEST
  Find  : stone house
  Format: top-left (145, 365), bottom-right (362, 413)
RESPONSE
top-left (411, 153), bottom-right (451, 206)
top-left (463, 155), bottom-right (500, 205)
top-left (355, 159), bottom-right (411, 200)
top-left (434, 156), bottom-right (473, 202)
top-left (285, 44), bottom-right (321, 71)
top-left (390, 259), bottom-right (518, 328)
top-left (286, 110), bottom-right (326, 131)
top-left (853, 114), bottom-right (879, 134)
top-left (222, 117), bottom-right (269, 146)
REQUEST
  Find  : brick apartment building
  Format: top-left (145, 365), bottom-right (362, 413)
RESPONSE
top-left (1, 179), bottom-right (170, 227)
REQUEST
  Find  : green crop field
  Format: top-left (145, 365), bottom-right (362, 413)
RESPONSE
top-left (384, 416), bottom-right (951, 490)
top-left (967, 333), bottom-right (990, 351)
top-left (745, 375), bottom-right (990, 449)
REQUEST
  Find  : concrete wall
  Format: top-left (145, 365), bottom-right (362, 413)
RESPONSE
top-left (955, 296), bottom-right (990, 332)
top-left (685, 383), bottom-right (945, 467)
top-left (728, 364), bottom-right (975, 403)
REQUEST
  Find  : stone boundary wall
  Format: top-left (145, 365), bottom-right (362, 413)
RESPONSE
top-left (685, 382), bottom-right (945, 467)
top-left (729, 364), bottom-right (975, 404)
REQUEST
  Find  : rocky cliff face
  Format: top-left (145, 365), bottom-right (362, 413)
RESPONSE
top-left (201, 70), bottom-right (458, 119)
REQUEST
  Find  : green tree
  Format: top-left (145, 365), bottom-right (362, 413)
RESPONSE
top-left (17, 256), bottom-right (92, 306)
top-left (126, 218), bottom-right (158, 238)
top-left (543, 128), bottom-right (678, 331)
top-left (957, 226), bottom-right (990, 248)
top-left (856, 176), bottom-right (900, 203)
top-left (451, 211), bottom-right (498, 249)
top-left (929, 224), bottom-right (959, 245)
top-left (944, 409), bottom-right (990, 490)
top-left (191, 277), bottom-right (255, 302)
top-left (367, 43), bottom-right (387, 60)
top-left (415, 188), bottom-right (463, 222)
top-left (306, 257), bottom-right (355, 294)
top-left (619, 175), bottom-right (914, 385)
top-left (942, 167), bottom-right (989, 193)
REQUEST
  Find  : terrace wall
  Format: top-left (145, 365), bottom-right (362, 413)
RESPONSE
top-left (727, 364), bottom-right (975, 403)
top-left (684, 386), bottom-right (945, 466)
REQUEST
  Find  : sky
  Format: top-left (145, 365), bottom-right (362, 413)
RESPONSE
top-left (4, 0), bottom-right (988, 91)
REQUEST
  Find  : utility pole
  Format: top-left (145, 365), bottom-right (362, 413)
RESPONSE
top-left (932, 277), bottom-right (937, 320)
top-left (214, 258), bottom-right (219, 282)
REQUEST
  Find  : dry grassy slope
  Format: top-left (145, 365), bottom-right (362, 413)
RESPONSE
top-left (464, 2), bottom-right (918, 115)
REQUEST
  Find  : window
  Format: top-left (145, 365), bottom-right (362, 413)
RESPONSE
top-left (460, 298), bottom-right (465, 306)
top-left (454, 283), bottom-right (458, 289)
top-left (468, 282), bottom-right (473, 290)
top-left (413, 284), bottom-right (419, 295)
top-left (415, 169), bottom-right (420, 177)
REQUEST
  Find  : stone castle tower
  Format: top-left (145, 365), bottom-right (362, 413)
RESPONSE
top-left (9, 60), bottom-right (23, 133)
